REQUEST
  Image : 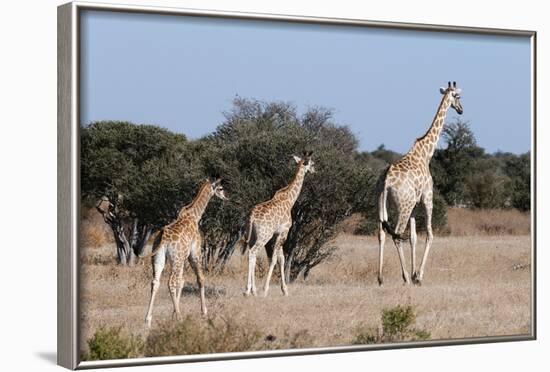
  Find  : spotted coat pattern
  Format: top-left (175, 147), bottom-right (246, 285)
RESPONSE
top-left (144, 180), bottom-right (226, 327)
top-left (244, 155), bottom-right (314, 297)
top-left (377, 84), bottom-right (463, 286)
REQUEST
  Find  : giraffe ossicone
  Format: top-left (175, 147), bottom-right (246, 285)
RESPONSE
top-left (242, 151), bottom-right (315, 297)
top-left (143, 178), bottom-right (227, 328)
top-left (376, 82), bottom-right (463, 286)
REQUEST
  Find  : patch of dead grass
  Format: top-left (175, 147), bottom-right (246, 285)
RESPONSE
top-left (446, 208), bottom-right (530, 236)
top-left (80, 208), bottom-right (113, 248)
top-left (80, 233), bottom-right (531, 358)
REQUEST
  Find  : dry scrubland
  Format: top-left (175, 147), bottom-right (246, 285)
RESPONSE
top-left (80, 208), bottom-right (532, 358)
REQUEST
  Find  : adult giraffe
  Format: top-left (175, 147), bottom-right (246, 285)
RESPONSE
top-left (142, 178), bottom-right (228, 328)
top-left (242, 152), bottom-right (315, 297)
top-left (377, 81), bottom-right (463, 286)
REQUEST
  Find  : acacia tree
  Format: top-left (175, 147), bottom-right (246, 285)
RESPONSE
top-left (504, 152), bottom-right (531, 211)
top-left (196, 98), bottom-right (376, 280)
top-left (432, 120), bottom-right (484, 206)
top-left (81, 121), bottom-right (200, 265)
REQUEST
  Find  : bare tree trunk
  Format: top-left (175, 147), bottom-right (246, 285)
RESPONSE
top-left (128, 218), bottom-right (152, 263)
top-left (284, 250), bottom-right (294, 283)
top-left (134, 224), bottom-right (152, 257)
top-left (96, 197), bottom-right (151, 266)
top-left (109, 218), bottom-right (134, 265)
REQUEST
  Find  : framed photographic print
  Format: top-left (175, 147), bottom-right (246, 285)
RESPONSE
top-left (57, 1), bottom-right (536, 369)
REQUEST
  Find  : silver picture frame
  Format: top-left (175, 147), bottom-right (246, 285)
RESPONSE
top-left (57, 1), bottom-right (537, 369)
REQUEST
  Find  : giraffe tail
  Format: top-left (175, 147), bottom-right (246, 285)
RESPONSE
top-left (238, 218), bottom-right (257, 254)
top-left (379, 186), bottom-right (407, 241)
top-left (138, 229), bottom-right (164, 259)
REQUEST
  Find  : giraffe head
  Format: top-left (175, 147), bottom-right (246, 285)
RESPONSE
top-left (292, 151), bottom-right (315, 173)
top-left (208, 178), bottom-right (228, 200)
top-left (439, 81), bottom-right (463, 115)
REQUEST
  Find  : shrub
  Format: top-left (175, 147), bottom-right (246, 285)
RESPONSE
top-left (262, 329), bottom-right (314, 350)
top-left (145, 316), bottom-right (262, 356)
top-left (82, 326), bottom-right (143, 361)
top-left (352, 305), bottom-right (430, 345)
top-left (352, 328), bottom-right (378, 345)
top-left (503, 152), bottom-right (530, 211)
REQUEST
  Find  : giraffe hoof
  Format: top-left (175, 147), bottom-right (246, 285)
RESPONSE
top-left (412, 271), bottom-right (423, 285)
top-left (377, 277), bottom-right (384, 286)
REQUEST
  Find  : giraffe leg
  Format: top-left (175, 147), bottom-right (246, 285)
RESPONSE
top-left (169, 261), bottom-right (184, 321)
top-left (415, 190), bottom-right (434, 285)
top-left (392, 207), bottom-right (414, 285)
top-left (245, 248), bottom-right (257, 296)
top-left (189, 249), bottom-right (207, 316)
top-left (378, 221), bottom-right (386, 286)
top-left (245, 238), bottom-right (270, 296)
top-left (377, 189), bottom-right (388, 286)
top-left (394, 239), bottom-right (410, 285)
top-left (277, 247), bottom-right (288, 296)
top-left (264, 230), bottom-right (289, 297)
top-left (263, 243), bottom-right (278, 297)
top-left (409, 214), bottom-right (417, 283)
top-left (145, 246), bottom-right (166, 328)
top-left (174, 261), bottom-right (185, 308)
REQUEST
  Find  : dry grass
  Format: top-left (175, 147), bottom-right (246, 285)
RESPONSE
top-left (446, 208), bottom-right (531, 236)
top-left (144, 316), bottom-right (262, 356)
top-left (80, 208), bottom-right (113, 248)
top-left (80, 230), bottom-right (532, 359)
top-left (341, 208), bottom-right (530, 237)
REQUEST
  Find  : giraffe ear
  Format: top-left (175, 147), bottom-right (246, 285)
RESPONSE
top-left (292, 155), bottom-right (302, 163)
top-left (439, 87), bottom-right (446, 94)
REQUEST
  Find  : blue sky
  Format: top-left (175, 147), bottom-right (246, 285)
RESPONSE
top-left (80, 10), bottom-right (532, 154)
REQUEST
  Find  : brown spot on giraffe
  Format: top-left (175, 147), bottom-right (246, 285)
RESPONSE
top-left (143, 178), bottom-right (228, 328)
top-left (376, 82), bottom-right (464, 286)
top-left (242, 152), bottom-right (315, 297)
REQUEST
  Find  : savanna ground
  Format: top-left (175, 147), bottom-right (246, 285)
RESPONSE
top-left (79, 208), bottom-right (532, 358)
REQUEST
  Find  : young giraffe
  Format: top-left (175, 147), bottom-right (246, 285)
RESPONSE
top-left (143, 178), bottom-right (227, 328)
top-left (243, 152), bottom-right (315, 297)
top-left (377, 82), bottom-right (463, 286)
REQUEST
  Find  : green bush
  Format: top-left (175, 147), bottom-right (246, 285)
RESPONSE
top-left (82, 326), bottom-right (143, 361)
top-left (145, 316), bottom-right (262, 356)
top-left (81, 121), bottom-right (199, 264)
top-left (503, 152), bottom-right (531, 211)
top-left (381, 304), bottom-right (415, 335)
top-left (352, 305), bottom-right (430, 345)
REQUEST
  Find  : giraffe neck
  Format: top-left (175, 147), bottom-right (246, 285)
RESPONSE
top-left (411, 93), bottom-right (452, 163)
top-left (280, 164), bottom-right (307, 207)
top-left (178, 182), bottom-right (213, 222)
